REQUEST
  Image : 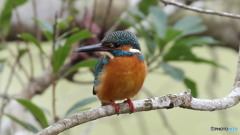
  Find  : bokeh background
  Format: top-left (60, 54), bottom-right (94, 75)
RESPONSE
top-left (0, 0), bottom-right (239, 135)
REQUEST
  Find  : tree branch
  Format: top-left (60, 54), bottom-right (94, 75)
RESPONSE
top-left (159, 0), bottom-right (240, 19)
top-left (36, 85), bottom-right (240, 135)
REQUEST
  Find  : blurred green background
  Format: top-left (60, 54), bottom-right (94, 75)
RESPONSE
top-left (0, 0), bottom-right (240, 135)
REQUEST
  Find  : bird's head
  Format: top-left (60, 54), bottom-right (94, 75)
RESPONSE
top-left (72, 31), bottom-right (141, 58)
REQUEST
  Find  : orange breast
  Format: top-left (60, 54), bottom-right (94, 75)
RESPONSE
top-left (95, 54), bottom-right (147, 104)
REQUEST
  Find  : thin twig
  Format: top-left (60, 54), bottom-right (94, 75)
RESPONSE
top-left (1, 36), bottom-right (30, 79)
top-left (68, 79), bottom-right (93, 85)
top-left (52, 14), bottom-right (59, 123)
top-left (147, 52), bottom-right (162, 67)
top-left (100, 0), bottom-right (113, 38)
top-left (159, 0), bottom-right (240, 19)
top-left (7, 61), bottom-right (24, 86)
top-left (89, 0), bottom-right (97, 32)
top-left (32, 0), bottom-right (45, 70)
top-left (0, 16), bottom-right (30, 79)
top-left (105, 12), bottom-right (128, 35)
top-left (234, 43), bottom-right (240, 84)
top-left (0, 94), bottom-right (11, 100)
top-left (12, 1), bottom-right (34, 78)
top-left (0, 59), bottom-right (19, 133)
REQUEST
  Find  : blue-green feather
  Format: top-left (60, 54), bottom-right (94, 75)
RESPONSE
top-left (101, 31), bottom-right (141, 51)
top-left (93, 56), bottom-right (108, 95)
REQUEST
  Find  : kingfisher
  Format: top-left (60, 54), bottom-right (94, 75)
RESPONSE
top-left (72, 31), bottom-right (147, 114)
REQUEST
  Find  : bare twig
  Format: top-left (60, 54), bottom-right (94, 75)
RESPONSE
top-left (32, 0), bottom-right (45, 70)
top-left (52, 14), bottom-right (59, 123)
top-left (89, 0), bottom-right (97, 32)
top-left (67, 79), bottom-right (93, 85)
top-left (234, 43), bottom-right (240, 84)
top-left (13, 2), bottom-right (34, 78)
top-left (159, 0), bottom-right (240, 19)
top-left (0, 94), bottom-right (11, 100)
top-left (105, 12), bottom-right (128, 35)
top-left (100, 0), bottom-right (113, 38)
top-left (0, 23), bottom-right (30, 79)
top-left (147, 52), bottom-right (162, 67)
top-left (6, 61), bottom-right (24, 86)
top-left (0, 59), bottom-right (19, 132)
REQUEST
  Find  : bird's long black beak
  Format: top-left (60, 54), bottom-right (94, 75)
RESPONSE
top-left (72, 43), bottom-right (111, 53)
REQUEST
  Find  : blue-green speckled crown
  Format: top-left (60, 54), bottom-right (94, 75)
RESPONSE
top-left (101, 31), bottom-right (141, 51)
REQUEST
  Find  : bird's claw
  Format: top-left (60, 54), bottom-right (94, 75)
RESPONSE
top-left (124, 98), bottom-right (134, 113)
top-left (110, 100), bottom-right (120, 114)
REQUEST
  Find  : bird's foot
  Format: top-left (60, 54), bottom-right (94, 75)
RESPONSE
top-left (124, 98), bottom-right (134, 113)
top-left (110, 100), bottom-right (120, 114)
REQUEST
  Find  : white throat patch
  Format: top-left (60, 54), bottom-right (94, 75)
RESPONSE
top-left (129, 48), bottom-right (141, 54)
top-left (100, 52), bottom-right (114, 59)
top-left (100, 48), bottom-right (141, 59)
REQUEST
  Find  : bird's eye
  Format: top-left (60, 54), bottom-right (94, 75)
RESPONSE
top-left (113, 42), bottom-right (120, 47)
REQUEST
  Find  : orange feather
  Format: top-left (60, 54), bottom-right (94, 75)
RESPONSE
top-left (95, 51), bottom-right (147, 105)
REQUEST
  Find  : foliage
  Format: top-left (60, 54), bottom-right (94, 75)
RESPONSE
top-left (65, 97), bottom-right (98, 117)
top-left (53, 29), bottom-right (92, 74)
top-left (0, 0), bottom-right (28, 36)
top-left (121, 6), bottom-right (223, 98)
top-left (63, 58), bottom-right (98, 77)
top-left (5, 16), bottom-right (98, 131)
top-left (4, 113), bottom-right (38, 133)
top-left (15, 98), bottom-right (49, 128)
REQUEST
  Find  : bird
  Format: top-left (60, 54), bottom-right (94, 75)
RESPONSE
top-left (72, 31), bottom-right (147, 114)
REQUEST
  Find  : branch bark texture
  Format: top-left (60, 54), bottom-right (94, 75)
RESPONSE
top-left (36, 84), bottom-right (240, 135)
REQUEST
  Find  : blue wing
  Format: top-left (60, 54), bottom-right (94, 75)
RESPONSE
top-left (92, 56), bottom-right (109, 95)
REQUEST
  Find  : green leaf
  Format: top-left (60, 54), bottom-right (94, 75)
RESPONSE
top-left (161, 62), bottom-right (184, 81)
top-left (149, 6), bottom-right (167, 39)
top-left (186, 57), bottom-right (226, 69)
top-left (58, 27), bottom-right (79, 39)
top-left (57, 22), bottom-right (69, 30)
top-left (145, 37), bottom-right (157, 54)
top-left (165, 27), bottom-right (183, 43)
top-left (65, 97), bottom-right (98, 117)
top-left (63, 58), bottom-right (98, 77)
top-left (163, 43), bottom-right (194, 61)
top-left (174, 16), bottom-right (202, 30)
top-left (15, 98), bottom-right (49, 128)
top-left (0, 0), bottom-right (28, 36)
top-left (17, 49), bottom-right (28, 59)
top-left (4, 113), bottom-right (38, 133)
top-left (174, 17), bottom-right (206, 36)
top-left (70, 8), bottom-right (79, 14)
top-left (64, 16), bottom-right (73, 22)
top-left (177, 36), bottom-right (221, 47)
top-left (32, 18), bottom-right (53, 40)
top-left (184, 78), bottom-right (197, 97)
top-left (127, 8), bottom-right (145, 22)
top-left (138, 0), bottom-right (158, 15)
top-left (18, 33), bottom-right (45, 55)
top-left (53, 29), bottom-right (92, 73)
top-left (56, 16), bottom-right (73, 30)
top-left (119, 18), bottom-right (135, 27)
